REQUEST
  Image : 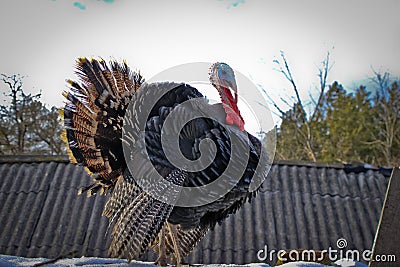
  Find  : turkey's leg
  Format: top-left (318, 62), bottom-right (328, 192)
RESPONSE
top-left (167, 222), bottom-right (183, 267)
top-left (155, 225), bottom-right (167, 266)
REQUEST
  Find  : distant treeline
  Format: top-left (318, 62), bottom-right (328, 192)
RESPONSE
top-left (1, 70), bottom-right (399, 167)
top-left (274, 79), bottom-right (399, 167)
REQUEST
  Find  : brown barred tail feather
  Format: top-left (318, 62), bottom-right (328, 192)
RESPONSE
top-left (62, 58), bottom-right (144, 193)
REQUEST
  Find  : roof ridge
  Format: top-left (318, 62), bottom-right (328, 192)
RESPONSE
top-left (274, 160), bottom-right (344, 168)
top-left (0, 156), bottom-right (393, 176)
top-left (0, 155), bottom-right (70, 163)
top-left (258, 189), bottom-right (385, 200)
top-left (274, 160), bottom-right (393, 174)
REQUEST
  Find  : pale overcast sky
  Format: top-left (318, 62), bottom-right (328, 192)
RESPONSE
top-left (1, 0), bottom-right (399, 127)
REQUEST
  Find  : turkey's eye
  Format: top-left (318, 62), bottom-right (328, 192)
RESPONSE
top-left (221, 69), bottom-right (227, 75)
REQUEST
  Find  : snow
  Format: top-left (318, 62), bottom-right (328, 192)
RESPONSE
top-left (0, 255), bottom-right (271, 267)
top-left (0, 255), bottom-right (367, 267)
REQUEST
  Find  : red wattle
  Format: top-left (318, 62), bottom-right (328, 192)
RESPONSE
top-left (221, 89), bottom-right (245, 131)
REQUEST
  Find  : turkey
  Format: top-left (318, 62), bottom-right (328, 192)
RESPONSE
top-left (62, 57), bottom-right (269, 265)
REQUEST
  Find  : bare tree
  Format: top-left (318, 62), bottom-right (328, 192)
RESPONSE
top-left (368, 70), bottom-right (400, 166)
top-left (0, 74), bottom-right (37, 153)
top-left (0, 74), bottom-right (65, 155)
top-left (270, 50), bottom-right (333, 161)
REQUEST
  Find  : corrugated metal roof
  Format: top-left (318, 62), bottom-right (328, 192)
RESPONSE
top-left (0, 160), bottom-right (111, 259)
top-left (0, 156), bottom-right (391, 265)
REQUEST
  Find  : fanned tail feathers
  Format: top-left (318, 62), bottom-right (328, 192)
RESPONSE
top-left (62, 57), bottom-right (144, 194)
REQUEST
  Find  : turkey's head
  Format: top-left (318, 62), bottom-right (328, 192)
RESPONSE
top-left (209, 62), bottom-right (245, 131)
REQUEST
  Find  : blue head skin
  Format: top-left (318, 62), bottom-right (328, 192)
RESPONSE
top-left (210, 62), bottom-right (238, 102)
top-left (209, 62), bottom-right (244, 131)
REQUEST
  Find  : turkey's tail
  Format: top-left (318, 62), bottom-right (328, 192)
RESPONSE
top-left (104, 169), bottom-right (187, 261)
top-left (62, 57), bottom-right (144, 194)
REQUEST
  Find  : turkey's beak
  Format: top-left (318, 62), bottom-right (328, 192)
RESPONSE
top-left (222, 77), bottom-right (238, 103)
top-left (226, 79), bottom-right (237, 93)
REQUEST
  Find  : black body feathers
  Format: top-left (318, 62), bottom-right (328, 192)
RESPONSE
top-left (63, 58), bottom-right (267, 263)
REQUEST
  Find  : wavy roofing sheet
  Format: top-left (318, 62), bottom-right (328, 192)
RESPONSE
top-left (0, 157), bottom-right (390, 265)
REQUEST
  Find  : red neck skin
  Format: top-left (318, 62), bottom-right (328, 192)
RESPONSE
top-left (218, 87), bottom-right (245, 131)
